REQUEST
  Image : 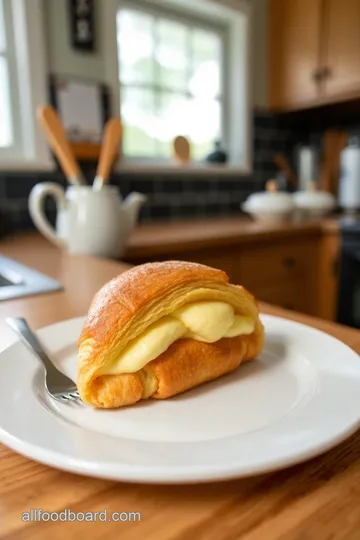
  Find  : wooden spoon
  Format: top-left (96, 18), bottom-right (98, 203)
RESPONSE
top-left (173, 135), bottom-right (191, 165)
top-left (320, 129), bottom-right (338, 193)
top-left (273, 153), bottom-right (297, 188)
top-left (320, 129), bottom-right (347, 195)
top-left (330, 130), bottom-right (347, 196)
top-left (93, 117), bottom-right (122, 191)
top-left (37, 105), bottom-right (86, 186)
top-left (265, 179), bottom-right (279, 192)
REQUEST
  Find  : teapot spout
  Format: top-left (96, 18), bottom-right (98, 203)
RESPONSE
top-left (122, 192), bottom-right (147, 234)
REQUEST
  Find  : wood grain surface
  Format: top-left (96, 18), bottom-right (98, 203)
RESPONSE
top-left (124, 216), bottom-right (340, 259)
top-left (268, 0), bottom-right (323, 110)
top-left (1, 233), bottom-right (360, 540)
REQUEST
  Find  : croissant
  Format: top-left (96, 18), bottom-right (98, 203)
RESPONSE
top-left (77, 261), bottom-right (265, 408)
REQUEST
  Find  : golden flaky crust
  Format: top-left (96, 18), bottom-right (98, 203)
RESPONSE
top-left (77, 261), bottom-right (265, 408)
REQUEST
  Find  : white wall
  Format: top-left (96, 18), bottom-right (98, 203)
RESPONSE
top-left (43, 0), bottom-right (268, 107)
top-left (43, 0), bottom-right (104, 81)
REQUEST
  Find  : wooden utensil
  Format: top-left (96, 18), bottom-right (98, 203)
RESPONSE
top-left (320, 129), bottom-right (347, 195)
top-left (273, 153), bottom-right (297, 188)
top-left (331, 130), bottom-right (347, 196)
top-left (37, 106), bottom-right (86, 186)
top-left (319, 130), bottom-right (335, 192)
top-left (93, 117), bottom-right (122, 191)
top-left (173, 135), bottom-right (191, 165)
top-left (265, 179), bottom-right (279, 192)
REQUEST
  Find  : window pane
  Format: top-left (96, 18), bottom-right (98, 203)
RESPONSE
top-left (121, 87), bottom-right (156, 157)
top-left (189, 29), bottom-right (221, 99)
top-left (156, 19), bottom-right (188, 91)
top-left (155, 92), bottom-right (189, 157)
top-left (0, 0), bottom-right (5, 53)
top-left (0, 57), bottom-right (13, 147)
top-left (155, 92), bottom-right (221, 160)
top-left (117, 10), bottom-right (154, 84)
top-left (188, 98), bottom-right (221, 160)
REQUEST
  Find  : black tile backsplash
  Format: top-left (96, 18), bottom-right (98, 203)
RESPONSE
top-left (0, 109), bottom-right (298, 234)
top-left (159, 178), bottom-right (184, 193)
top-left (5, 175), bottom-right (38, 199)
top-left (126, 178), bottom-right (158, 195)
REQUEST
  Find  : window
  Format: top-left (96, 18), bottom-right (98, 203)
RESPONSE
top-left (0, 0), bottom-right (15, 150)
top-left (0, 0), bottom-right (50, 169)
top-left (116, 4), bottom-right (226, 161)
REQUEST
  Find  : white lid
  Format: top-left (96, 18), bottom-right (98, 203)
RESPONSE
top-left (244, 191), bottom-right (295, 212)
top-left (293, 190), bottom-right (336, 209)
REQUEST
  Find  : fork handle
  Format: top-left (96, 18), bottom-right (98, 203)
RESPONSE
top-left (6, 317), bottom-right (59, 375)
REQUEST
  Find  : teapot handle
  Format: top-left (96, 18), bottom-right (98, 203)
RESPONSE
top-left (28, 182), bottom-right (67, 248)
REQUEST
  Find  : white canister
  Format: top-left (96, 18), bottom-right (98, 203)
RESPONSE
top-left (338, 137), bottom-right (360, 212)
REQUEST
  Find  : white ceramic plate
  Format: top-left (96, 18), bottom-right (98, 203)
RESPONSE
top-left (1, 314), bottom-right (360, 484)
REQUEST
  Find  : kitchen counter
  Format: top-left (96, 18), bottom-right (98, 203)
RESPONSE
top-left (1, 233), bottom-right (360, 540)
top-left (125, 216), bottom-right (340, 259)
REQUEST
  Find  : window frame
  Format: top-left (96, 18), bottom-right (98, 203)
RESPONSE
top-left (117, 0), bottom-right (229, 163)
top-left (0, 0), bottom-right (15, 150)
top-left (0, 0), bottom-right (52, 171)
top-left (103, 0), bottom-right (252, 174)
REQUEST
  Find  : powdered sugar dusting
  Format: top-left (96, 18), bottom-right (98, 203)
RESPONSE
top-left (130, 260), bottom-right (217, 279)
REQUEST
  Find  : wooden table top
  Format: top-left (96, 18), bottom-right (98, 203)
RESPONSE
top-left (1, 234), bottom-right (360, 540)
top-left (125, 216), bottom-right (341, 259)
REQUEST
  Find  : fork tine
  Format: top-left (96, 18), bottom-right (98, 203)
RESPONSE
top-left (64, 393), bottom-right (78, 401)
top-left (50, 390), bottom-right (81, 403)
top-left (59, 394), bottom-right (70, 402)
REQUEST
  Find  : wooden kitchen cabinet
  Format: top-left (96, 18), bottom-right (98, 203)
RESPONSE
top-left (237, 240), bottom-right (319, 315)
top-left (248, 281), bottom-right (312, 314)
top-left (268, 0), bottom-right (323, 109)
top-left (237, 241), bottom-right (317, 289)
top-left (268, 0), bottom-right (360, 110)
top-left (323, 0), bottom-right (360, 99)
top-left (316, 228), bottom-right (340, 320)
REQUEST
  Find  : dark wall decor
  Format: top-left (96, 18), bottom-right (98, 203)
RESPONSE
top-left (48, 74), bottom-right (110, 162)
top-left (68, 0), bottom-right (95, 51)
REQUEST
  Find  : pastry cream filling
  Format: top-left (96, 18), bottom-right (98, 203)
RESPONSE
top-left (104, 301), bottom-right (255, 375)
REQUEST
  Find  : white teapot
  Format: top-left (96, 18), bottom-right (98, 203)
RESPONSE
top-left (29, 183), bottom-right (147, 258)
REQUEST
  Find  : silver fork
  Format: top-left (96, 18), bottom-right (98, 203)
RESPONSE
top-left (6, 317), bottom-right (80, 403)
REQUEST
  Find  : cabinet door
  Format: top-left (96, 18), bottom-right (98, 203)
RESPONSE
top-left (316, 232), bottom-right (340, 320)
top-left (250, 281), bottom-right (315, 315)
top-left (238, 241), bottom-right (318, 290)
top-left (323, 0), bottom-right (360, 98)
top-left (268, 0), bottom-right (323, 110)
top-left (237, 239), bottom-right (319, 316)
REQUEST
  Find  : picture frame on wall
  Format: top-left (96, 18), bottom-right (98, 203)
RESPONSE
top-left (68, 0), bottom-right (95, 51)
top-left (49, 74), bottom-right (111, 160)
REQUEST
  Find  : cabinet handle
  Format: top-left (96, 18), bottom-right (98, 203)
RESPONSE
top-left (312, 67), bottom-right (332, 81)
top-left (312, 68), bottom-right (323, 82)
top-left (283, 257), bottom-right (296, 269)
top-left (321, 66), bottom-right (332, 79)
